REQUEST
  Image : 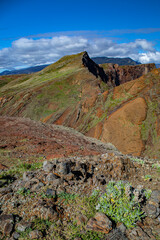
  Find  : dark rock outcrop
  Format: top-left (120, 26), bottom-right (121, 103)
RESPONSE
top-left (82, 52), bottom-right (108, 83)
top-left (82, 52), bottom-right (155, 87)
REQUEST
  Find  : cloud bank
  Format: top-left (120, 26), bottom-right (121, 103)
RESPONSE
top-left (0, 35), bottom-right (160, 70)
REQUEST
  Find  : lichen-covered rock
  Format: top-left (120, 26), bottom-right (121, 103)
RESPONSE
top-left (23, 171), bottom-right (35, 181)
top-left (43, 161), bottom-right (54, 172)
top-left (29, 229), bottom-right (43, 239)
top-left (16, 220), bottom-right (31, 232)
top-left (86, 212), bottom-right (112, 233)
top-left (0, 214), bottom-right (14, 236)
top-left (32, 204), bottom-right (58, 220)
top-left (126, 226), bottom-right (155, 240)
top-left (145, 204), bottom-right (160, 219)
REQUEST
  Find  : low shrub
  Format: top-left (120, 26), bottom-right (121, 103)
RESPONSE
top-left (95, 181), bottom-right (146, 228)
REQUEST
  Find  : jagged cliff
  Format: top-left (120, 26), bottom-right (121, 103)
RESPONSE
top-left (101, 63), bottom-right (155, 86)
top-left (82, 51), bottom-right (155, 86)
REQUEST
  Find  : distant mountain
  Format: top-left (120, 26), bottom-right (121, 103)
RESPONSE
top-left (0, 64), bottom-right (49, 76)
top-left (91, 57), bottom-right (140, 65)
top-left (156, 64), bottom-right (160, 68)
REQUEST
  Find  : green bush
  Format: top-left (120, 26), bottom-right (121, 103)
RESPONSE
top-left (96, 181), bottom-right (145, 228)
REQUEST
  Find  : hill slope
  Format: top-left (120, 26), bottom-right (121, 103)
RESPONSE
top-left (0, 52), bottom-right (159, 158)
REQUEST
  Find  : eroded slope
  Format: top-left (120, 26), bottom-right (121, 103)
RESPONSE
top-left (0, 52), bottom-right (159, 158)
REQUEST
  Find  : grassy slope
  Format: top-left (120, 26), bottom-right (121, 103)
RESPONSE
top-left (0, 52), bottom-right (85, 120)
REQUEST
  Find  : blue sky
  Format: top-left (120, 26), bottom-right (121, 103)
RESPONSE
top-left (0, 0), bottom-right (160, 72)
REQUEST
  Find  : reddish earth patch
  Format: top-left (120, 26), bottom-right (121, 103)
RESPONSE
top-left (86, 122), bottom-right (103, 139)
top-left (102, 90), bottom-right (108, 102)
top-left (113, 76), bottom-right (153, 100)
top-left (41, 113), bottom-right (55, 123)
top-left (54, 108), bottom-right (72, 125)
top-left (96, 107), bottom-right (104, 118)
top-left (0, 117), bottom-right (109, 167)
top-left (101, 97), bottom-right (147, 156)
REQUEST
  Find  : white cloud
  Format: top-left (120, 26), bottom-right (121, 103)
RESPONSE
top-left (138, 51), bottom-right (160, 64)
top-left (0, 35), bottom-right (160, 71)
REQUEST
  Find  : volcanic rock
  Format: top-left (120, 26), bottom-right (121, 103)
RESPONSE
top-left (86, 212), bottom-right (112, 233)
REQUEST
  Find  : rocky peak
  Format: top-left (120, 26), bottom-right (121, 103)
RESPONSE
top-left (82, 52), bottom-right (108, 83)
top-left (82, 52), bottom-right (156, 87)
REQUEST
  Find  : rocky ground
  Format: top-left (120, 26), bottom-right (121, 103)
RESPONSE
top-left (0, 117), bottom-right (160, 239)
top-left (0, 116), bottom-right (115, 167)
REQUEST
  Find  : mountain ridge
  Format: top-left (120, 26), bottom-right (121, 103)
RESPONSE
top-left (0, 56), bottom-right (141, 76)
top-left (0, 51), bottom-right (158, 158)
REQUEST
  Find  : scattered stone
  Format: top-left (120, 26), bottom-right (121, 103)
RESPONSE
top-left (106, 228), bottom-right (128, 240)
top-left (46, 173), bottom-right (59, 183)
top-left (3, 222), bottom-right (13, 236)
top-left (32, 205), bottom-right (58, 220)
top-left (16, 220), bottom-right (31, 232)
top-left (117, 223), bottom-right (127, 233)
top-left (51, 178), bottom-right (62, 188)
top-left (86, 212), bottom-right (112, 233)
top-left (0, 214), bottom-right (14, 223)
top-left (145, 204), bottom-right (160, 218)
top-left (0, 186), bottom-right (13, 195)
top-left (23, 171), bottom-right (34, 181)
top-left (29, 229), bottom-right (43, 239)
top-left (58, 162), bottom-right (71, 175)
top-left (12, 231), bottom-right (20, 239)
top-left (126, 226), bottom-right (153, 240)
top-left (31, 182), bottom-right (44, 191)
top-left (43, 161), bottom-right (54, 172)
top-left (0, 214), bottom-right (14, 236)
top-left (46, 188), bottom-right (56, 197)
top-left (150, 190), bottom-right (160, 203)
top-left (76, 214), bottom-right (88, 225)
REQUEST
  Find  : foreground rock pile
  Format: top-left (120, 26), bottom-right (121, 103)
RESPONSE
top-left (0, 151), bottom-right (160, 239)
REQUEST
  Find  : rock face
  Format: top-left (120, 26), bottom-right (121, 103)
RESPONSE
top-left (86, 212), bottom-right (112, 233)
top-left (82, 51), bottom-right (108, 83)
top-left (102, 63), bottom-right (156, 86)
top-left (101, 98), bottom-right (148, 156)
